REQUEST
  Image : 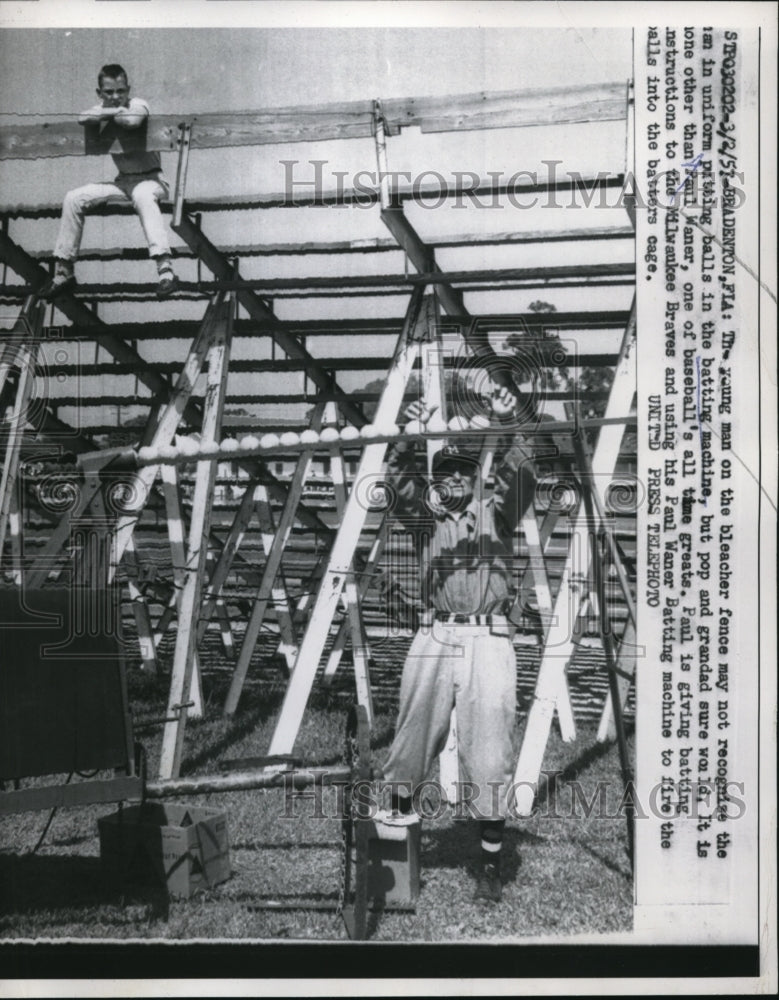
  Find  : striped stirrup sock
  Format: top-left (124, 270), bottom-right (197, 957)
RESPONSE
top-left (480, 818), bottom-right (505, 866)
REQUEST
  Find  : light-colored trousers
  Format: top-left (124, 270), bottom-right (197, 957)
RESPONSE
top-left (53, 173), bottom-right (171, 261)
top-left (382, 619), bottom-right (517, 819)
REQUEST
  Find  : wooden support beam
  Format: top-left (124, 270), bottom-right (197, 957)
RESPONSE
top-left (26, 456), bottom-right (110, 588)
top-left (380, 207), bottom-right (466, 318)
top-left (215, 599), bottom-right (236, 659)
top-left (160, 292), bottom-right (233, 779)
top-left (511, 298), bottom-right (636, 814)
top-left (1, 172), bottom-right (626, 219)
top-left (24, 226), bottom-right (636, 264)
top-left (0, 82), bottom-right (628, 161)
top-left (17, 261), bottom-right (633, 299)
top-left (266, 289), bottom-right (431, 755)
top-left (35, 310), bottom-right (632, 342)
top-left (171, 214), bottom-right (366, 429)
top-left (5, 489), bottom-right (23, 585)
top-left (0, 231), bottom-right (333, 538)
top-left (327, 402), bottom-right (373, 726)
top-left (0, 230), bottom-right (187, 412)
top-left (197, 476), bottom-right (263, 640)
top-left (223, 404), bottom-right (326, 715)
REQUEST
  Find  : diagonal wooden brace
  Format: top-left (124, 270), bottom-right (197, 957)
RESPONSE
top-left (266, 288), bottom-right (430, 756)
top-left (159, 292), bottom-right (233, 779)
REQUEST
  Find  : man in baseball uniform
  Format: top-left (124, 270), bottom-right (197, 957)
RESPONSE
top-left (379, 376), bottom-right (541, 903)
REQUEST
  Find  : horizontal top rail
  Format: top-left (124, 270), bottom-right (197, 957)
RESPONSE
top-left (0, 171), bottom-right (626, 218)
top-left (0, 81), bottom-right (629, 161)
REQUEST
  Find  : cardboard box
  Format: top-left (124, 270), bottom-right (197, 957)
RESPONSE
top-left (98, 802), bottom-right (230, 898)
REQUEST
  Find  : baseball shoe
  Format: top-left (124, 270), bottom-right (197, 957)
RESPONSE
top-left (156, 273), bottom-right (180, 299)
top-left (38, 273), bottom-right (76, 301)
top-left (474, 861), bottom-right (502, 903)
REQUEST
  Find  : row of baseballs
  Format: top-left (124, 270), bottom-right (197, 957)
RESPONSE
top-left (136, 413), bottom-right (491, 464)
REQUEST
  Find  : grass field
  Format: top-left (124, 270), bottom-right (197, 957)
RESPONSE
top-left (0, 670), bottom-right (633, 943)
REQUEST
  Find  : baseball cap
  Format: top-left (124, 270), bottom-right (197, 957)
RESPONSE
top-left (432, 445), bottom-right (479, 475)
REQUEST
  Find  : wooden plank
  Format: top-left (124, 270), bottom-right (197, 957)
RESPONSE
top-left (381, 207), bottom-right (466, 318)
top-left (215, 600), bottom-right (236, 659)
top-left (418, 82), bottom-right (626, 133)
top-left (159, 293), bottom-right (233, 778)
top-left (327, 403), bottom-right (373, 726)
top-left (1, 172), bottom-right (626, 218)
top-left (25, 225), bottom-right (635, 263)
top-left (266, 288), bottom-right (429, 756)
top-left (0, 82), bottom-right (627, 161)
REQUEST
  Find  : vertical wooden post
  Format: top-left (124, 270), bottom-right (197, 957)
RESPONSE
top-left (327, 402), bottom-right (373, 726)
top-left (159, 292), bottom-right (233, 779)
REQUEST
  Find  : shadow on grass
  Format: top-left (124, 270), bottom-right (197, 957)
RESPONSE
top-left (536, 722), bottom-right (636, 809)
top-left (421, 823), bottom-right (541, 887)
top-left (180, 683), bottom-right (285, 775)
top-left (570, 837), bottom-right (632, 882)
top-left (0, 852), bottom-right (169, 924)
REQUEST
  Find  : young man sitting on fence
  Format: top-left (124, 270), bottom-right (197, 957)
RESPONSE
top-left (377, 371), bottom-right (543, 904)
top-left (38, 63), bottom-right (179, 302)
